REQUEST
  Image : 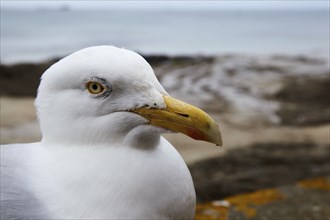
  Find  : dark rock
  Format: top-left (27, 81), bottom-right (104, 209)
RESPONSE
top-left (273, 76), bottom-right (330, 126)
top-left (142, 55), bottom-right (170, 66)
top-left (189, 143), bottom-right (330, 202)
top-left (0, 60), bottom-right (57, 96)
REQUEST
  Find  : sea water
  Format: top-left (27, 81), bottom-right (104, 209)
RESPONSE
top-left (1, 9), bottom-right (329, 63)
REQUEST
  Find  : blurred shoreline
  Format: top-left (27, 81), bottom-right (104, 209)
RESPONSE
top-left (1, 53), bottom-right (329, 151)
top-left (1, 53), bottom-right (329, 218)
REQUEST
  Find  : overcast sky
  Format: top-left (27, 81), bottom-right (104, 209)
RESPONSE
top-left (1, 0), bottom-right (329, 10)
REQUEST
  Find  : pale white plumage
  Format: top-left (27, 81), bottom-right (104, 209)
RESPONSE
top-left (1, 46), bottom-right (221, 219)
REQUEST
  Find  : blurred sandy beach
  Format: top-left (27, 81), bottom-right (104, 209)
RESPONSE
top-left (1, 54), bottom-right (329, 164)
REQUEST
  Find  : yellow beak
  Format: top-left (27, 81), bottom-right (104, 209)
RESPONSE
top-left (133, 95), bottom-right (222, 146)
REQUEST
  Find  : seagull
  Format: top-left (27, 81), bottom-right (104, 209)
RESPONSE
top-left (1, 46), bottom-right (222, 219)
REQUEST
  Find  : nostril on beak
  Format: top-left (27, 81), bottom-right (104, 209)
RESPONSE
top-left (176, 112), bottom-right (189, 118)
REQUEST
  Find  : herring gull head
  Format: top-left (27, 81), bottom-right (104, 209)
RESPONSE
top-left (35, 45), bottom-right (222, 147)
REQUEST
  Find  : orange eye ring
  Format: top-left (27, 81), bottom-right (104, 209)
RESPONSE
top-left (86, 81), bottom-right (105, 94)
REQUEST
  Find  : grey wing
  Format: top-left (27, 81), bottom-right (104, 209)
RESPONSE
top-left (1, 143), bottom-right (51, 220)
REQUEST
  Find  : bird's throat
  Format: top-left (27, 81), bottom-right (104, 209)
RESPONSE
top-left (123, 125), bottom-right (166, 150)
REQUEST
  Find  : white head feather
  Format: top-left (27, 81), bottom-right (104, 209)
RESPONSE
top-left (35, 46), bottom-right (167, 146)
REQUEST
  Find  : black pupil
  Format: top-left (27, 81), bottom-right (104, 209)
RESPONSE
top-left (92, 84), bottom-right (98, 90)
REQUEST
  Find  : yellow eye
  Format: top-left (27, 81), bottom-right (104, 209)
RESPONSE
top-left (86, 81), bottom-right (105, 94)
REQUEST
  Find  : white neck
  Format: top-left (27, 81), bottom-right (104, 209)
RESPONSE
top-left (28, 137), bottom-right (195, 219)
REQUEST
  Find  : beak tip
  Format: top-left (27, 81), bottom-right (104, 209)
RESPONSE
top-left (216, 138), bottom-right (223, 147)
top-left (213, 123), bottom-right (223, 147)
